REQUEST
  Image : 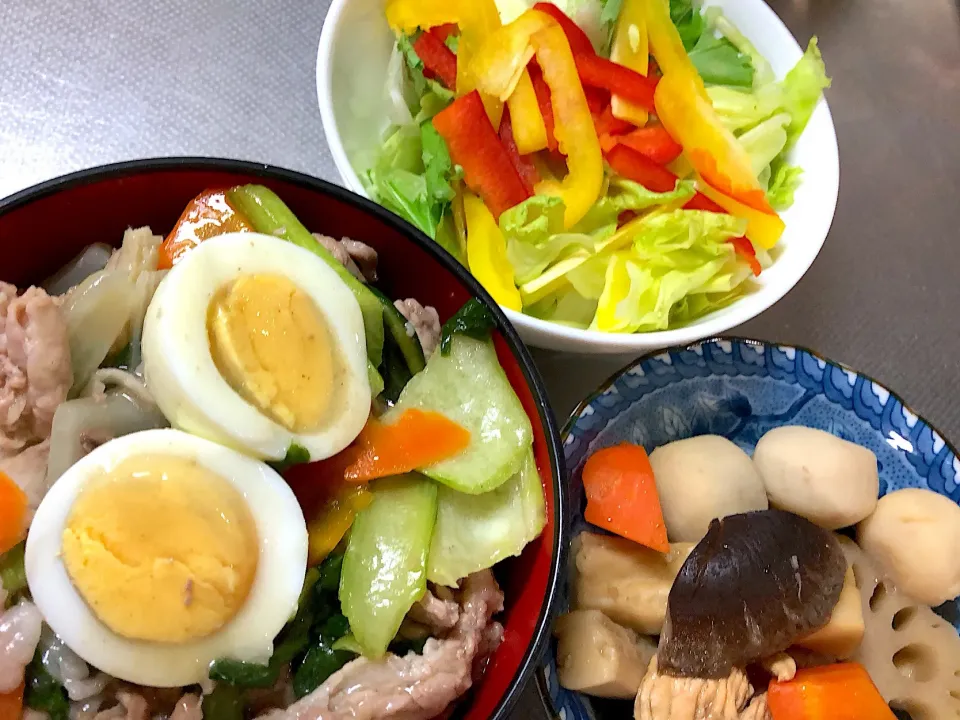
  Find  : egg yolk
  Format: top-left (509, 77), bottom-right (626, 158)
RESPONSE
top-left (207, 273), bottom-right (340, 433)
top-left (61, 454), bottom-right (259, 643)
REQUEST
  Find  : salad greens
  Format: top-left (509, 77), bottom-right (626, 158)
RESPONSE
top-left (0, 541), bottom-right (26, 604)
top-left (25, 647), bottom-right (70, 720)
top-left (368, 0), bottom-right (830, 335)
top-left (438, 298), bottom-right (497, 355)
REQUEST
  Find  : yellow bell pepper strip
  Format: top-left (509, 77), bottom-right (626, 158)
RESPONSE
top-left (464, 192), bottom-right (523, 310)
top-left (610, 0), bottom-right (651, 126)
top-left (469, 11), bottom-right (604, 228)
top-left (506, 69), bottom-right (549, 154)
top-left (655, 72), bottom-right (779, 217)
top-left (386, 0), bottom-right (503, 123)
top-left (643, 0), bottom-right (705, 95)
top-left (307, 485), bottom-right (373, 565)
top-left (695, 172), bottom-right (785, 249)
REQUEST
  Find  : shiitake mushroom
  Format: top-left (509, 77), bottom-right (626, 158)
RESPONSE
top-left (658, 509), bottom-right (846, 678)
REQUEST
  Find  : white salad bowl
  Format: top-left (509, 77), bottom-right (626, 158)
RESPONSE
top-left (317, 0), bottom-right (839, 354)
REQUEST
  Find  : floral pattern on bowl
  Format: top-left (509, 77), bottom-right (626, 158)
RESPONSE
top-left (538, 337), bottom-right (960, 720)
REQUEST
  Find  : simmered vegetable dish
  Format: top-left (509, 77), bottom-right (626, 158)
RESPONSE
top-left (0, 186), bottom-right (546, 720)
top-left (558, 427), bottom-right (960, 719)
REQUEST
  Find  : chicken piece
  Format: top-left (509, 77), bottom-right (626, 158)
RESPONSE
top-left (260, 570), bottom-right (504, 720)
top-left (407, 586), bottom-right (459, 633)
top-left (170, 694), bottom-right (202, 720)
top-left (0, 284), bottom-right (72, 454)
top-left (574, 532), bottom-right (695, 635)
top-left (555, 610), bottom-right (656, 699)
top-left (312, 234), bottom-right (378, 283)
top-left (738, 694), bottom-right (771, 720)
top-left (0, 600), bottom-right (43, 693)
top-left (394, 299), bottom-right (441, 360)
top-left (0, 439), bottom-right (50, 523)
top-left (634, 657), bottom-right (753, 720)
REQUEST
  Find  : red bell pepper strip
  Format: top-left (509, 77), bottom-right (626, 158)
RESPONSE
top-left (683, 192), bottom-right (725, 213)
top-left (499, 109), bottom-right (541, 194)
top-left (429, 23), bottom-right (459, 42)
top-left (528, 61), bottom-right (558, 151)
top-left (608, 145), bottom-right (761, 276)
top-left (413, 31), bottom-right (458, 90)
top-left (433, 90), bottom-right (531, 218)
top-left (574, 54), bottom-right (657, 112)
top-left (615, 126), bottom-right (683, 165)
top-left (582, 85), bottom-right (608, 115)
top-left (532, 2), bottom-right (595, 56)
top-left (606, 143), bottom-right (677, 193)
top-left (594, 104), bottom-right (634, 138)
top-left (729, 236), bottom-right (761, 276)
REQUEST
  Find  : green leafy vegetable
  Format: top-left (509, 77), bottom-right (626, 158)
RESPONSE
top-left (371, 287), bottom-right (425, 402)
top-left (209, 660), bottom-right (276, 689)
top-left (738, 113), bottom-right (792, 176)
top-left (705, 7), bottom-right (774, 85)
top-left (688, 32), bottom-right (754, 88)
top-left (766, 160), bottom-right (804, 210)
top-left (269, 443), bottom-right (310, 474)
top-left (25, 648), bottom-right (69, 720)
top-left (600, 0), bottom-right (623, 25)
top-left (319, 553), bottom-right (345, 593)
top-left (397, 34), bottom-right (455, 111)
top-left (200, 684), bottom-right (244, 720)
top-left (368, 362), bottom-right (386, 399)
top-left (439, 298), bottom-right (497, 356)
top-left (332, 634), bottom-right (364, 654)
top-left (340, 474), bottom-right (438, 658)
top-left (226, 185), bottom-right (385, 367)
top-left (293, 644), bottom-right (356, 698)
top-left (389, 335), bottom-right (532, 493)
top-left (444, 33), bottom-right (460, 53)
top-left (670, 0), bottom-right (706, 51)
top-left (572, 178), bottom-right (697, 235)
top-left (318, 613), bottom-right (351, 642)
top-left (0, 541), bottom-right (27, 599)
top-left (421, 122), bottom-right (456, 206)
top-left (428, 449), bottom-right (546, 585)
top-left (779, 38), bottom-right (831, 147)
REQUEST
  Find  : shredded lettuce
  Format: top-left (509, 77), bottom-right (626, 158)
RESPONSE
top-left (766, 159), bottom-right (804, 210)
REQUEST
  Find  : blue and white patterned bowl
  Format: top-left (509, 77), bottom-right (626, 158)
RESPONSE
top-left (537, 337), bottom-right (960, 720)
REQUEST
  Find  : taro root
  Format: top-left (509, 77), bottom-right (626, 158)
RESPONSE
top-left (658, 509), bottom-right (846, 678)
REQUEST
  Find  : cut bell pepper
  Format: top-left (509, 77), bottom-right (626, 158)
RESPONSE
top-left (464, 192), bottom-right (524, 310)
top-left (506, 69), bottom-right (549, 154)
top-left (683, 192), bottom-right (725, 213)
top-left (413, 31), bottom-right (458, 90)
top-left (606, 143), bottom-right (677, 193)
top-left (0, 472), bottom-right (27, 555)
top-left (429, 23), bottom-right (459, 42)
top-left (695, 174), bottom-right (785, 249)
top-left (768, 663), bottom-right (895, 720)
top-left (594, 104), bottom-right (635, 138)
top-left (307, 485), bottom-right (373, 566)
top-left (385, 0), bottom-right (503, 123)
top-left (432, 91), bottom-right (530, 219)
top-left (470, 10), bottom-right (604, 227)
top-left (610, 0), bottom-right (650, 126)
top-left (575, 53), bottom-right (657, 112)
top-left (612, 126), bottom-right (683, 165)
top-left (642, 0), bottom-right (705, 95)
top-left (158, 188), bottom-right (253, 269)
top-left (499, 110), bottom-right (541, 193)
top-left (532, 2), bottom-right (595, 56)
top-left (729, 236), bottom-right (761, 276)
top-left (654, 66), bottom-right (777, 217)
top-left (528, 62), bottom-right (558, 151)
top-left (582, 86), bottom-right (608, 115)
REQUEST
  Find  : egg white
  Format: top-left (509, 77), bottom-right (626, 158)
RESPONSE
top-left (141, 232), bottom-right (370, 462)
top-left (24, 428), bottom-right (309, 688)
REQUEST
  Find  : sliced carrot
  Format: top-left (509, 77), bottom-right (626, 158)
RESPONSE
top-left (582, 443), bottom-right (669, 552)
top-left (320, 409), bottom-right (471, 484)
top-left (0, 472), bottom-right (26, 555)
top-left (158, 188), bottom-right (254, 269)
top-left (768, 663), bottom-right (894, 720)
top-left (0, 682), bottom-right (24, 720)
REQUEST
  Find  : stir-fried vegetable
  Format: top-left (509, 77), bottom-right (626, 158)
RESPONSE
top-left (0, 683), bottom-right (24, 720)
top-left (307, 486), bottom-right (373, 566)
top-left (0, 542), bottom-right (26, 600)
top-left (0, 474), bottom-right (26, 555)
top-left (438, 297), bottom-right (497, 354)
top-left (24, 648), bottom-right (68, 720)
top-left (340, 475), bottom-right (438, 658)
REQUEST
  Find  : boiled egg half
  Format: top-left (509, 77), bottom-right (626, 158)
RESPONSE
top-left (25, 428), bottom-right (308, 687)
top-left (142, 232), bottom-right (370, 462)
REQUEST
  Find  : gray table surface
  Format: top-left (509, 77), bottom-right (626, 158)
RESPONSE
top-left (2, 0), bottom-right (959, 717)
